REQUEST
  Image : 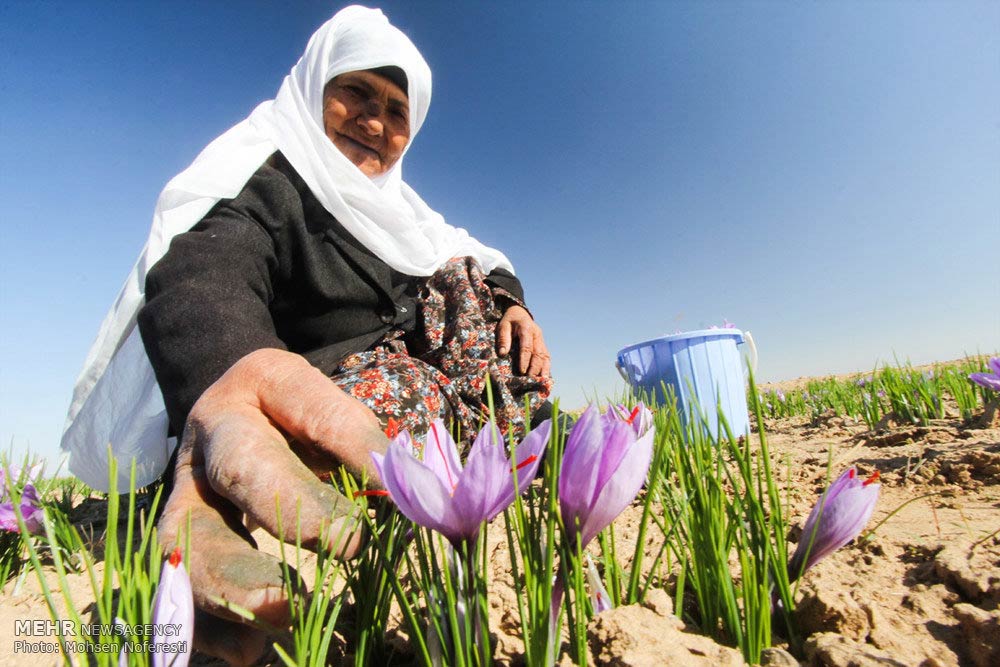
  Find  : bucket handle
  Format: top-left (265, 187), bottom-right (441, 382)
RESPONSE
top-left (740, 330), bottom-right (759, 378)
top-left (615, 358), bottom-right (629, 383)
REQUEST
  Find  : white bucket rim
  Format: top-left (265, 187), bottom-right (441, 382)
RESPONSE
top-left (617, 328), bottom-right (745, 360)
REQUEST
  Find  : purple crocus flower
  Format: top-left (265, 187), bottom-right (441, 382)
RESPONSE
top-left (0, 482), bottom-right (45, 535)
top-left (969, 357), bottom-right (1000, 392)
top-left (371, 418), bottom-right (551, 547)
top-left (607, 403), bottom-right (654, 438)
top-left (151, 547), bottom-right (194, 667)
top-left (788, 467), bottom-right (880, 581)
top-left (558, 404), bottom-right (655, 548)
top-left (2, 462), bottom-right (44, 488)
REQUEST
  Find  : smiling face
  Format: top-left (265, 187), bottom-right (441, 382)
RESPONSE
top-left (322, 69), bottom-right (411, 178)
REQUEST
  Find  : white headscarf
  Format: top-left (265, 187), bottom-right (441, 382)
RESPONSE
top-left (61, 5), bottom-right (513, 491)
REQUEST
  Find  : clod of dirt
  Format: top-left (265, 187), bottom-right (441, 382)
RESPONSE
top-left (586, 600), bottom-right (744, 666)
top-left (952, 603), bottom-right (1000, 667)
top-left (933, 542), bottom-right (1000, 604)
top-left (947, 450), bottom-right (1000, 486)
top-left (795, 576), bottom-right (870, 641)
top-left (803, 632), bottom-right (907, 667)
top-left (639, 586), bottom-right (674, 616)
top-left (862, 426), bottom-right (927, 448)
top-left (760, 646), bottom-right (801, 667)
top-left (972, 398), bottom-right (1000, 429)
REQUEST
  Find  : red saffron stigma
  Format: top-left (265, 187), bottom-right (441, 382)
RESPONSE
top-left (848, 468), bottom-right (856, 479)
top-left (627, 406), bottom-right (641, 424)
top-left (168, 546), bottom-right (182, 568)
top-left (863, 470), bottom-right (880, 486)
top-left (353, 489), bottom-right (390, 498)
top-left (511, 454), bottom-right (538, 474)
top-left (431, 422), bottom-right (456, 491)
top-left (384, 417), bottom-right (401, 439)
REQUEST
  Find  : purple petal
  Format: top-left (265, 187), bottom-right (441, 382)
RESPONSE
top-left (19, 483), bottom-right (40, 505)
top-left (789, 471), bottom-right (880, 579)
top-left (0, 503), bottom-right (18, 532)
top-left (988, 357), bottom-right (1000, 377)
top-left (371, 432), bottom-right (419, 486)
top-left (486, 419), bottom-right (552, 520)
top-left (806, 483), bottom-right (879, 570)
top-left (592, 422), bottom-right (637, 502)
top-left (152, 548), bottom-right (194, 667)
top-left (586, 556), bottom-right (614, 614)
top-left (825, 467), bottom-right (861, 502)
top-left (451, 424), bottom-right (511, 542)
top-left (605, 403), bottom-right (654, 437)
top-left (632, 404), bottom-right (654, 437)
top-left (0, 483), bottom-right (45, 535)
top-left (19, 503), bottom-right (45, 535)
top-left (558, 406), bottom-right (607, 539)
top-left (969, 372), bottom-right (1000, 392)
top-left (381, 440), bottom-right (461, 539)
top-left (577, 428), bottom-right (654, 546)
top-left (370, 451), bottom-right (386, 482)
top-left (421, 421), bottom-right (463, 492)
top-left (510, 420), bottom-right (551, 494)
top-left (797, 468), bottom-right (859, 539)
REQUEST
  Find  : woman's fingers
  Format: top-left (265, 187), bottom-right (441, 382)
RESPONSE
top-left (527, 333), bottom-right (551, 378)
top-left (158, 348), bottom-right (389, 662)
top-left (516, 327), bottom-right (535, 374)
top-left (196, 403), bottom-right (365, 558)
top-left (187, 352), bottom-right (372, 557)
top-left (243, 349), bottom-right (389, 479)
top-left (496, 317), bottom-right (513, 356)
top-left (157, 434), bottom-right (293, 629)
top-left (495, 306), bottom-right (551, 378)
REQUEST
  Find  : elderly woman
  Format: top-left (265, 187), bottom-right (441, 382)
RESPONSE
top-left (62, 6), bottom-right (552, 662)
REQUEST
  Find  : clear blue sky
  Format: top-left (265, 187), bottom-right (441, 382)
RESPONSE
top-left (2, 1), bottom-right (998, 469)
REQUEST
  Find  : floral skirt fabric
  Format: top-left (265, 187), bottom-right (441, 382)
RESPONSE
top-left (330, 257), bottom-right (552, 458)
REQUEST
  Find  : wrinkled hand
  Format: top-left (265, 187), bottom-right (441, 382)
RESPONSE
top-left (156, 348), bottom-right (388, 665)
top-left (496, 305), bottom-right (551, 377)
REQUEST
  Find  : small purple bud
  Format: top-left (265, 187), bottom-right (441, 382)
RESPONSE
top-left (788, 468), bottom-right (880, 581)
top-left (151, 547), bottom-right (194, 667)
top-left (585, 555), bottom-right (613, 614)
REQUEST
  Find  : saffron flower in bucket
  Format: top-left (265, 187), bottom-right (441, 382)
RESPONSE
top-left (151, 546), bottom-right (194, 667)
top-left (371, 418), bottom-right (550, 546)
top-left (969, 357), bottom-right (1000, 392)
top-left (788, 467), bottom-right (880, 581)
top-left (559, 404), bottom-right (655, 548)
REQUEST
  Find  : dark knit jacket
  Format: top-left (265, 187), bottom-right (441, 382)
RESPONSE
top-left (137, 152), bottom-right (525, 435)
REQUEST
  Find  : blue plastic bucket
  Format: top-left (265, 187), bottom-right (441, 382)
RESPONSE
top-left (616, 329), bottom-right (753, 439)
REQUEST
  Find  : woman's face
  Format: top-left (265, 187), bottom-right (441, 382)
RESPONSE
top-left (323, 70), bottom-right (411, 178)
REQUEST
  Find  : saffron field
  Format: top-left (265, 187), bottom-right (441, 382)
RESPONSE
top-left (2, 355), bottom-right (999, 666)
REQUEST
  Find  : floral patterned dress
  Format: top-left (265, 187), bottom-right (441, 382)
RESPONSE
top-left (330, 257), bottom-right (552, 457)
